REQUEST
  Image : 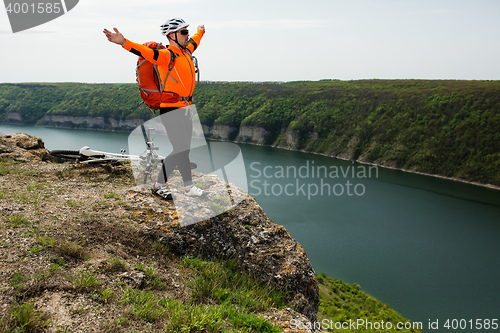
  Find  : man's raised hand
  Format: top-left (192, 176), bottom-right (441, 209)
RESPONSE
top-left (103, 27), bottom-right (126, 47)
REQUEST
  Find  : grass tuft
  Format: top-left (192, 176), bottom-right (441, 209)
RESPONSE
top-left (67, 271), bottom-right (101, 292)
top-left (105, 257), bottom-right (127, 273)
top-left (59, 240), bottom-right (89, 260)
top-left (1, 302), bottom-right (50, 332)
top-left (6, 214), bottom-right (30, 228)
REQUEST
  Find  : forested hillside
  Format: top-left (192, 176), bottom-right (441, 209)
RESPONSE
top-left (0, 83), bottom-right (150, 123)
top-left (1, 80), bottom-right (499, 186)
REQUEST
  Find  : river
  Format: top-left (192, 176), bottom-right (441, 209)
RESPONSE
top-left (1, 124), bottom-right (499, 332)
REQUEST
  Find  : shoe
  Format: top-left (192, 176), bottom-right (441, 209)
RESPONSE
top-left (184, 185), bottom-right (207, 197)
top-left (152, 182), bottom-right (173, 200)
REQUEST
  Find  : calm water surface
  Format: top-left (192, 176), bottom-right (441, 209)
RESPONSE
top-left (2, 124), bottom-right (499, 332)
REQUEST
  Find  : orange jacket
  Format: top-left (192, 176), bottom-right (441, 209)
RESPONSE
top-left (123, 29), bottom-right (204, 108)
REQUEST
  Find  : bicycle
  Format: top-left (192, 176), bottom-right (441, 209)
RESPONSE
top-left (50, 126), bottom-right (200, 184)
top-left (50, 126), bottom-right (164, 184)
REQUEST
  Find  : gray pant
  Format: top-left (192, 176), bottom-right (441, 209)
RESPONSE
top-left (156, 107), bottom-right (193, 186)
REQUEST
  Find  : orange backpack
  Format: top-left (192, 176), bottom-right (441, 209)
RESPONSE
top-left (136, 42), bottom-right (178, 111)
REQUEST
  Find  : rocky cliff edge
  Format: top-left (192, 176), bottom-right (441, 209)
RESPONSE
top-left (0, 133), bottom-right (321, 332)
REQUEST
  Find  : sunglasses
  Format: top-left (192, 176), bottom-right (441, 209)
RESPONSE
top-left (177, 29), bottom-right (189, 35)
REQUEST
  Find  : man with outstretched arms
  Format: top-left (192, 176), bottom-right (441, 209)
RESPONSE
top-left (103, 18), bottom-right (206, 199)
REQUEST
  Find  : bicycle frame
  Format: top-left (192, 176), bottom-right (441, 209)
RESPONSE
top-left (76, 146), bottom-right (165, 164)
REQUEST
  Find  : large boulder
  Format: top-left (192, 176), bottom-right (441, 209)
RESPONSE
top-left (0, 133), bottom-right (52, 162)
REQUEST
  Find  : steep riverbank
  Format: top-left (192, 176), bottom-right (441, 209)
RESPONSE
top-left (1, 80), bottom-right (498, 187)
top-left (2, 118), bottom-right (498, 192)
top-left (203, 123), bottom-right (500, 191)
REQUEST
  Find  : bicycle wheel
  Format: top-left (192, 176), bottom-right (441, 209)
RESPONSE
top-left (50, 150), bottom-right (87, 161)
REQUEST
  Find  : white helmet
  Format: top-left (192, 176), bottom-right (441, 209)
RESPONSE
top-left (160, 18), bottom-right (189, 36)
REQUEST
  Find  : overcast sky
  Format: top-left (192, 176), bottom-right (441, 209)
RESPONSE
top-left (1, 0), bottom-right (499, 83)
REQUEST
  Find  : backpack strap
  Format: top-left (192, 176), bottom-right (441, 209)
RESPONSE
top-left (158, 48), bottom-right (176, 92)
top-left (184, 48), bottom-right (200, 82)
top-left (136, 59), bottom-right (147, 87)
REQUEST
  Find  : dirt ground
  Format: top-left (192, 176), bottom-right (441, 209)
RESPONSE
top-left (0, 159), bottom-right (199, 331)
